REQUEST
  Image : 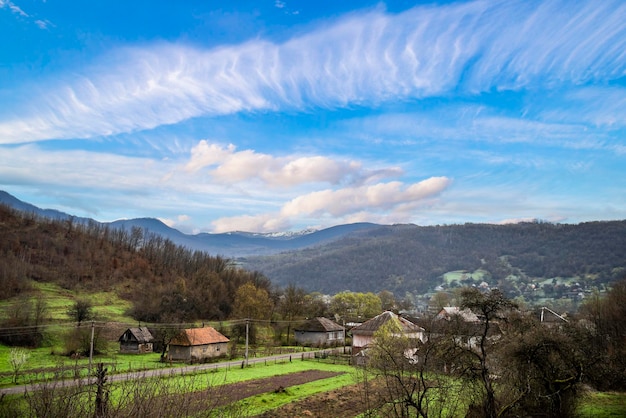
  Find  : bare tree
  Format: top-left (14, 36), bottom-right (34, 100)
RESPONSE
top-left (455, 288), bottom-right (516, 418)
top-left (278, 284), bottom-right (306, 344)
top-left (364, 318), bottom-right (466, 418)
top-left (18, 365), bottom-right (246, 417)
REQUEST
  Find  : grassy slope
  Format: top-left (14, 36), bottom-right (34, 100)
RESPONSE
top-left (0, 280), bottom-right (160, 386)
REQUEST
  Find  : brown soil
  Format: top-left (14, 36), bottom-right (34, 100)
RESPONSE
top-left (255, 378), bottom-right (386, 418)
top-left (182, 369), bottom-right (345, 413)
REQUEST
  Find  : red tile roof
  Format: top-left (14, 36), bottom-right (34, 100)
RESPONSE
top-left (170, 327), bottom-right (229, 346)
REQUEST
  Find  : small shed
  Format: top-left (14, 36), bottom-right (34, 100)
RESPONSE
top-left (118, 327), bottom-right (154, 354)
top-left (350, 311), bottom-right (425, 356)
top-left (168, 327), bottom-right (229, 363)
top-left (294, 317), bottom-right (345, 347)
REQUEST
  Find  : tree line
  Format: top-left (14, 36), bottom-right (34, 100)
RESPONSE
top-left (245, 220), bottom-right (626, 296)
top-left (0, 204), bottom-right (269, 322)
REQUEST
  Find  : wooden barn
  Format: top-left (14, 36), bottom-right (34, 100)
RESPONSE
top-left (294, 317), bottom-right (345, 347)
top-left (118, 327), bottom-right (154, 354)
top-left (168, 327), bottom-right (229, 363)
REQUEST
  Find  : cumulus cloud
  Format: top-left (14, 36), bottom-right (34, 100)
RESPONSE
top-left (1, 0), bottom-right (624, 143)
top-left (211, 176), bottom-right (451, 232)
top-left (281, 177), bottom-right (451, 217)
top-left (185, 140), bottom-right (400, 187)
top-left (160, 214), bottom-right (191, 228)
top-left (211, 213), bottom-right (291, 233)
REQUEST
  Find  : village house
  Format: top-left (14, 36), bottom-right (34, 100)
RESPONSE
top-left (168, 327), bottom-right (229, 363)
top-left (436, 306), bottom-right (480, 322)
top-left (350, 311), bottom-right (425, 356)
top-left (430, 306), bottom-right (501, 352)
top-left (118, 327), bottom-right (154, 354)
top-left (294, 317), bottom-right (345, 347)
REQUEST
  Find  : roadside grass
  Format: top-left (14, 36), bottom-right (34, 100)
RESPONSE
top-left (0, 339), bottom-right (343, 388)
top-left (0, 343), bottom-right (169, 387)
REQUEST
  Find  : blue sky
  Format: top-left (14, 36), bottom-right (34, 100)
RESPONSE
top-left (1, 0), bottom-right (625, 234)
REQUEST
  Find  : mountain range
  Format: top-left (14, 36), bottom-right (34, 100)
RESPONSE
top-left (2, 190), bottom-right (625, 300)
top-left (0, 190), bottom-right (378, 257)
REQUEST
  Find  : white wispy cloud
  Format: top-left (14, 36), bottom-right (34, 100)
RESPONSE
top-left (540, 86), bottom-right (626, 128)
top-left (34, 19), bottom-right (51, 29)
top-left (336, 105), bottom-right (614, 155)
top-left (1, 0), bottom-right (624, 143)
top-left (0, 0), bottom-right (52, 29)
top-left (0, 144), bottom-right (170, 192)
top-left (0, 0), bottom-right (28, 17)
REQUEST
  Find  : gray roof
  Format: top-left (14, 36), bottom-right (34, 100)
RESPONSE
top-left (119, 327), bottom-right (154, 343)
top-left (294, 317), bottom-right (345, 332)
top-left (350, 311), bottom-right (424, 336)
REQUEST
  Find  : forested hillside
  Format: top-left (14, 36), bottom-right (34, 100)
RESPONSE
top-left (244, 221), bottom-right (626, 297)
top-left (0, 205), bottom-right (269, 322)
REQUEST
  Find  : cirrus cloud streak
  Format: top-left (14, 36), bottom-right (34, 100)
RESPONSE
top-left (1, 0), bottom-right (625, 143)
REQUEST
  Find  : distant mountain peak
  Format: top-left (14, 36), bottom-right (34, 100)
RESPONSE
top-left (236, 228), bottom-right (319, 239)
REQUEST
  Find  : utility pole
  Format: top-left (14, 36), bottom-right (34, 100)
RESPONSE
top-left (245, 319), bottom-right (249, 367)
top-left (89, 321), bottom-right (95, 380)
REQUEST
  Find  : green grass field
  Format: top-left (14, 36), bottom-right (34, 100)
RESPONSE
top-left (441, 269), bottom-right (489, 286)
top-left (0, 343), bottom-right (172, 386)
